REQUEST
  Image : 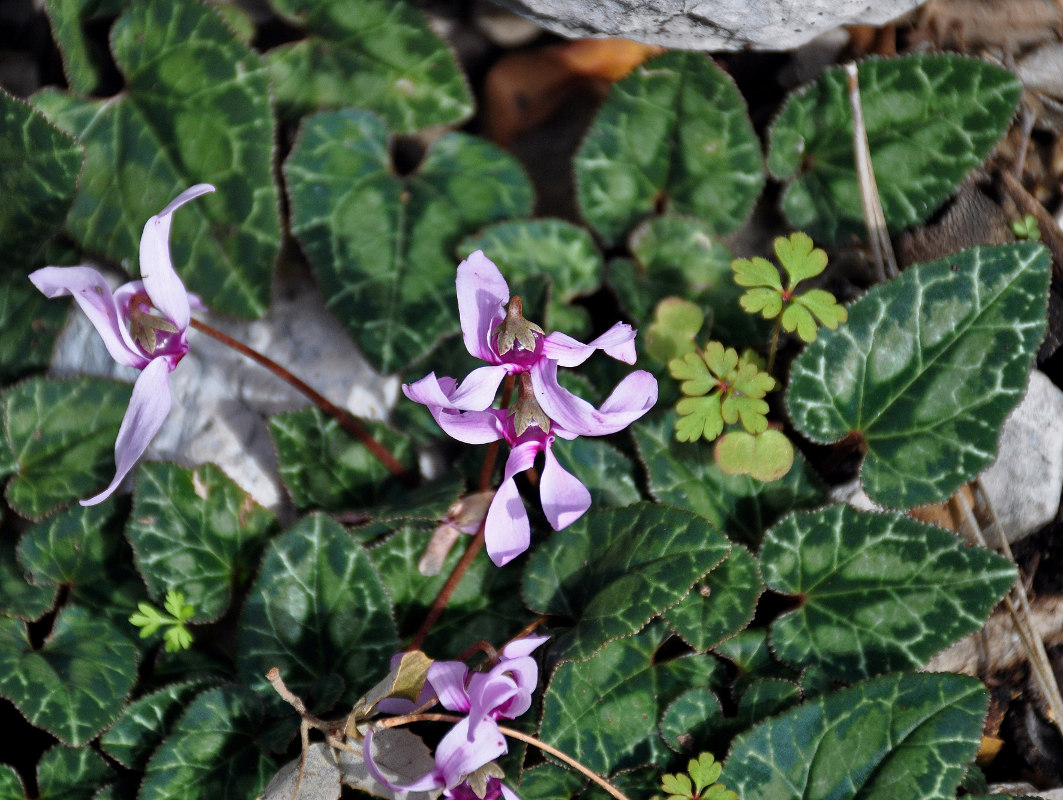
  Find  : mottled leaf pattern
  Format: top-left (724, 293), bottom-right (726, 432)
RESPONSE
top-left (36, 745), bottom-right (115, 800)
top-left (101, 682), bottom-right (211, 769)
top-left (0, 275), bottom-right (67, 382)
top-left (18, 500), bottom-right (121, 587)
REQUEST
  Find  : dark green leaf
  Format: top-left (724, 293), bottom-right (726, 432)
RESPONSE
top-left (664, 543), bottom-right (762, 652)
top-left (0, 274), bottom-right (68, 382)
top-left (2, 377), bottom-right (129, 519)
top-left (0, 539), bottom-right (56, 621)
top-left (42, 0), bottom-right (128, 95)
top-left (550, 436), bottom-right (641, 510)
top-left (269, 407), bottom-right (415, 512)
top-left (0, 605), bottom-right (137, 745)
top-left (127, 462), bottom-right (276, 623)
top-left (633, 412), bottom-right (825, 546)
top-left (523, 503), bottom-right (729, 662)
top-left (140, 685), bottom-right (275, 800)
top-left (266, 0), bottom-right (472, 131)
top-left (575, 52), bottom-right (763, 244)
top-left (0, 88), bottom-right (82, 268)
top-left (17, 500), bottom-right (121, 587)
top-left (237, 514), bottom-right (398, 713)
top-left (787, 243), bottom-right (1050, 507)
top-left (768, 54), bottom-right (1022, 242)
top-left (101, 681), bottom-right (211, 769)
top-left (724, 672), bottom-right (987, 800)
top-left (33, 0), bottom-right (280, 317)
top-left (0, 765), bottom-right (23, 797)
top-left (36, 745), bottom-right (114, 800)
top-left (761, 505), bottom-right (1016, 680)
top-left (514, 763), bottom-right (587, 800)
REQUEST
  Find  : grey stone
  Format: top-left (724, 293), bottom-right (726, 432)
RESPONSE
top-left (489, 0), bottom-right (928, 51)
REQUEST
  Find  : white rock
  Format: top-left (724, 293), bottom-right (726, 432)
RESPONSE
top-left (488, 0), bottom-right (928, 51)
top-left (49, 267), bottom-right (398, 512)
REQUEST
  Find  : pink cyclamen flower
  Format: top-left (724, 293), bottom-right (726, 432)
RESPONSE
top-left (404, 251), bottom-right (657, 566)
top-left (29, 184), bottom-right (215, 505)
top-left (363, 635), bottom-right (548, 799)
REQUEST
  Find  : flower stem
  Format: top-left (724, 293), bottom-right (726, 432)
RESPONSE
top-left (189, 317), bottom-right (412, 482)
top-left (370, 713), bottom-right (632, 800)
top-left (766, 316), bottom-right (782, 375)
top-left (407, 375), bottom-right (516, 652)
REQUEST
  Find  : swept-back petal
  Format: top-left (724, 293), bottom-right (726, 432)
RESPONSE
top-left (541, 321), bottom-right (637, 367)
top-left (435, 717), bottom-right (507, 789)
top-left (499, 782), bottom-right (521, 800)
top-left (29, 266), bottom-right (146, 369)
top-left (484, 440), bottom-right (540, 566)
top-left (362, 728), bottom-right (444, 794)
top-left (140, 184), bottom-right (215, 330)
top-left (403, 365), bottom-right (508, 411)
top-left (82, 358), bottom-right (172, 505)
top-left (431, 408), bottom-right (506, 445)
top-left (500, 634), bottom-right (549, 659)
top-left (428, 661), bottom-right (472, 713)
top-left (457, 251), bottom-right (509, 364)
top-left (540, 444), bottom-right (591, 530)
top-left (532, 360), bottom-right (657, 437)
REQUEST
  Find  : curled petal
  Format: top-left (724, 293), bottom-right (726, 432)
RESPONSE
top-left (541, 321), bottom-right (637, 367)
top-left (404, 365), bottom-right (508, 412)
top-left (435, 717), bottom-right (508, 790)
top-left (500, 634), bottom-right (549, 660)
top-left (532, 360), bottom-right (657, 437)
top-left (29, 267), bottom-right (146, 369)
top-left (484, 440), bottom-right (540, 566)
top-left (431, 407), bottom-right (506, 445)
top-left (540, 443), bottom-right (591, 530)
top-left (457, 251), bottom-right (509, 364)
top-left (362, 728), bottom-right (445, 794)
top-left (428, 661), bottom-right (472, 713)
top-left (140, 184), bottom-right (214, 330)
top-left (82, 358), bottom-right (172, 506)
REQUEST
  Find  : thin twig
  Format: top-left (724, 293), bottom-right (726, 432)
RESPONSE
top-left (189, 318), bottom-right (412, 482)
top-left (845, 62), bottom-right (898, 280)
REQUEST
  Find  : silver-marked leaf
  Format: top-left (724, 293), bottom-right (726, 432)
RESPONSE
top-left (515, 763), bottom-right (587, 800)
top-left (0, 539), bottom-right (56, 621)
top-left (2, 377), bottom-right (129, 520)
top-left (269, 407), bottom-right (415, 512)
top-left (0, 605), bottom-right (137, 745)
top-left (664, 543), bottom-right (763, 652)
top-left (761, 505), bottom-right (1016, 680)
top-left (550, 436), bottom-right (641, 510)
top-left (522, 503), bottom-right (729, 662)
top-left (18, 500), bottom-right (121, 588)
top-left (285, 109), bottom-right (532, 373)
top-left (725, 672), bottom-right (987, 800)
top-left (36, 745), bottom-right (114, 800)
top-left (768, 54), bottom-right (1021, 242)
top-left (0, 88), bottom-right (82, 267)
top-left (0, 765), bottom-right (22, 797)
top-left (237, 514), bottom-right (398, 713)
top-left (32, 0), bottom-right (280, 317)
top-left (458, 218), bottom-right (603, 334)
top-left (633, 412), bottom-right (825, 546)
top-left (787, 243), bottom-right (1051, 508)
top-left (369, 521), bottom-right (526, 659)
top-left (140, 686), bottom-right (274, 800)
top-left (538, 625), bottom-right (722, 775)
top-left (101, 681), bottom-right (211, 769)
top-left (127, 462), bottom-right (276, 623)
top-left (0, 274), bottom-right (67, 382)
top-left (575, 52), bottom-right (763, 244)
top-left (266, 0), bottom-right (472, 132)
top-left (43, 0), bottom-right (129, 95)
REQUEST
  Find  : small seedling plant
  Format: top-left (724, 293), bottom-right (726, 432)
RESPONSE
top-left (0, 3), bottom-right (1051, 800)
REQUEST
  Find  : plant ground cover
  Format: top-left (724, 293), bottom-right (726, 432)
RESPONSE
top-left (1, 1), bottom-right (1063, 799)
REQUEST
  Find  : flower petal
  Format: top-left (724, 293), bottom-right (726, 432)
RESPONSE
top-left (404, 365), bottom-right (508, 411)
top-left (541, 321), bottom-right (637, 367)
top-left (532, 360), bottom-right (657, 437)
top-left (435, 717), bottom-right (507, 789)
top-left (29, 267), bottom-right (146, 368)
top-left (540, 443), bottom-right (591, 530)
top-left (140, 184), bottom-right (214, 330)
top-left (432, 408), bottom-right (506, 445)
top-left (82, 357), bottom-right (172, 506)
top-left (457, 251), bottom-right (509, 364)
top-left (500, 634), bottom-right (549, 659)
top-left (499, 782), bottom-right (522, 800)
top-left (362, 728), bottom-right (444, 794)
top-left (428, 661), bottom-right (472, 713)
top-left (484, 440), bottom-right (540, 566)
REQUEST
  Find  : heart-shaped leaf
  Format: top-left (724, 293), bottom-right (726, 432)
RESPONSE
top-left (761, 505), bottom-right (1016, 679)
top-left (33, 0), bottom-right (281, 317)
top-left (0, 605), bottom-right (137, 745)
top-left (266, 0), bottom-right (472, 131)
top-left (0, 274), bottom-right (68, 382)
top-left (575, 52), bottom-right (763, 245)
top-left (36, 744), bottom-right (115, 800)
top-left (18, 500), bottom-right (122, 587)
top-left (237, 514), bottom-right (398, 713)
top-left (0, 540), bottom-right (56, 621)
top-left (126, 462), bottom-right (276, 623)
top-left (285, 108), bottom-right (532, 373)
top-left (714, 429), bottom-right (795, 482)
top-left (724, 672), bottom-right (987, 800)
top-left (140, 685), bottom-right (274, 800)
top-left (768, 54), bottom-right (1022, 242)
top-left (522, 503), bottom-right (729, 662)
top-left (101, 681), bottom-right (211, 769)
top-left (633, 413), bottom-right (825, 546)
top-left (787, 243), bottom-right (1050, 508)
top-left (2, 377), bottom-right (129, 519)
top-left (0, 88), bottom-right (82, 268)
